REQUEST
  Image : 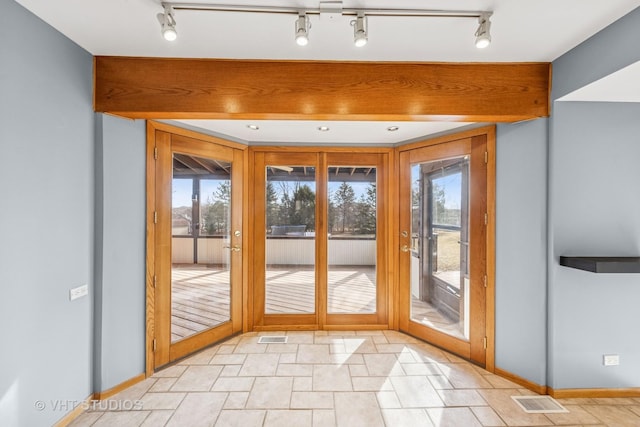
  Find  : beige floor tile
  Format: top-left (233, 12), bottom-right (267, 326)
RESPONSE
top-left (314, 336), bottom-right (343, 345)
top-left (233, 343), bottom-right (268, 354)
top-left (363, 353), bottom-right (405, 376)
top-left (209, 353), bottom-right (246, 365)
top-left (285, 331), bottom-right (315, 344)
top-left (343, 338), bottom-right (377, 354)
top-left (215, 345), bottom-right (236, 354)
top-left (544, 404), bottom-right (602, 425)
top-left (264, 409), bottom-right (313, 427)
top-left (348, 364), bottom-right (370, 377)
top-left (375, 343), bottom-right (410, 353)
top-left (372, 335), bottom-right (389, 344)
top-left (138, 392), bottom-right (186, 410)
top-left (330, 353), bottom-right (365, 365)
top-left (470, 406), bottom-right (506, 426)
top-left (334, 392), bottom-right (385, 427)
top-left (312, 364), bottom-right (353, 391)
top-left (67, 411), bottom-right (104, 427)
top-left (428, 374), bottom-right (455, 389)
top-left (439, 363), bottom-right (493, 389)
top-left (278, 353), bottom-right (297, 364)
top-left (178, 347), bottom-right (217, 365)
top-left (170, 365), bottom-right (223, 391)
top-left (382, 408), bottom-right (434, 426)
top-left (107, 378), bottom-right (158, 402)
top-left (351, 376), bottom-right (394, 392)
top-left (437, 389), bottom-right (487, 406)
top-left (582, 404), bottom-right (640, 425)
top-left (476, 389), bottom-right (553, 426)
top-left (329, 331), bottom-right (356, 335)
top-left (211, 376), bottom-right (255, 392)
top-left (312, 409), bottom-right (336, 427)
top-left (297, 344), bottom-right (332, 364)
top-left (215, 409), bottom-right (265, 426)
top-left (376, 391), bottom-right (402, 409)
top-left (356, 330), bottom-right (385, 336)
top-left (427, 407), bottom-right (483, 427)
top-left (591, 397), bottom-right (638, 405)
top-left (152, 365), bottom-right (187, 378)
top-left (220, 365), bottom-right (241, 376)
top-left (245, 377), bottom-right (293, 409)
top-left (383, 331), bottom-right (419, 344)
top-left (555, 398), bottom-right (597, 405)
top-left (276, 363), bottom-right (313, 377)
top-left (140, 410), bottom-right (174, 427)
top-left (266, 343), bottom-right (299, 353)
top-left (391, 376), bottom-right (444, 408)
top-left (406, 343), bottom-right (451, 364)
top-left (401, 362), bottom-right (442, 376)
top-left (148, 377), bottom-right (178, 393)
top-left (290, 391), bottom-right (334, 409)
top-left (483, 374), bottom-right (522, 389)
top-left (630, 405), bottom-right (640, 417)
top-left (166, 392), bottom-right (227, 427)
top-left (223, 392), bottom-right (249, 409)
top-left (293, 377), bottom-right (313, 391)
top-left (91, 411), bottom-right (150, 427)
top-left (238, 353), bottom-right (280, 376)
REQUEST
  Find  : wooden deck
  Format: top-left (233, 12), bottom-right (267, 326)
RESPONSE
top-left (171, 265), bottom-right (377, 342)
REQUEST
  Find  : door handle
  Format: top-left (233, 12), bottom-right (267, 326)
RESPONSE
top-left (223, 245), bottom-right (242, 252)
top-left (401, 245), bottom-right (410, 253)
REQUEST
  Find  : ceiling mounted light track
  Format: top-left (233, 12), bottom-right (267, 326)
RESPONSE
top-left (158, 2), bottom-right (492, 48)
top-left (352, 13), bottom-right (368, 47)
top-left (157, 5), bottom-right (177, 41)
top-left (295, 13), bottom-right (310, 46)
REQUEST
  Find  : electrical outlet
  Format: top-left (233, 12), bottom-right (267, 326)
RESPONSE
top-left (603, 354), bottom-right (620, 366)
top-left (69, 284), bottom-right (88, 301)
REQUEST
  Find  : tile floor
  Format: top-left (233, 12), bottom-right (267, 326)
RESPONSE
top-left (70, 331), bottom-right (640, 426)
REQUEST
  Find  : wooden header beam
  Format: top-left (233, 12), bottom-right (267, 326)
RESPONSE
top-left (94, 57), bottom-right (550, 122)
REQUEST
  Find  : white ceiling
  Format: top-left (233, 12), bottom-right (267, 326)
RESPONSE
top-left (16, 0), bottom-right (640, 144)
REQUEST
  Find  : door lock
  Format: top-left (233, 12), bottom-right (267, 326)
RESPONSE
top-left (401, 244), bottom-right (410, 253)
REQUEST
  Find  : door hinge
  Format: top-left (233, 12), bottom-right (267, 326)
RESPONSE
top-left (154, 211), bottom-right (158, 224)
top-left (483, 337), bottom-right (487, 350)
top-left (153, 339), bottom-right (157, 352)
top-left (484, 151), bottom-right (488, 164)
top-left (484, 213), bottom-right (488, 225)
top-left (154, 146), bottom-right (158, 160)
top-left (483, 275), bottom-right (487, 288)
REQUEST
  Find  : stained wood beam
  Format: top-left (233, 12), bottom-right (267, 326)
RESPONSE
top-left (94, 57), bottom-right (550, 122)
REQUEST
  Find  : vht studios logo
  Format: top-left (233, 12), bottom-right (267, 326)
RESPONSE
top-left (34, 399), bottom-right (144, 411)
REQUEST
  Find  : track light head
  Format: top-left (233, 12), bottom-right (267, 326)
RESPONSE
top-left (157, 5), bottom-right (177, 41)
top-left (352, 13), bottom-right (367, 47)
top-left (475, 13), bottom-right (491, 49)
top-left (295, 13), bottom-right (310, 46)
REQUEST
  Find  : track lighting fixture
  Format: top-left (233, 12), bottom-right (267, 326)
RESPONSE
top-left (352, 13), bottom-right (367, 47)
top-left (475, 12), bottom-right (492, 49)
top-left (295, 13), bottom-right (310, 46)
top-left (158, 2), bottom-right (493, 48)
top-left (157, 5), bottom-right (177, 41)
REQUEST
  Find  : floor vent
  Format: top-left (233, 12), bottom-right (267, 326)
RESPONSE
top-left (258, 336), bottom-right (288, 344)
top-left (511, 396), bottom-right (569, 414)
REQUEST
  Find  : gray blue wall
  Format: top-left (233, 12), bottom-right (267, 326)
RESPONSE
top-left (94, 115), bottom-right (146, 392)
top-left (495, 6), bottom-right (640, 389)
top-left (495, 119), bottom-right (548, 386)
top-left (548, 103), bottom-right (640, 389)
top-left (0, 1), bottom-right (94, 425)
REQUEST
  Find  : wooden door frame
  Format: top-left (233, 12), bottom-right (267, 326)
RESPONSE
top-left (145, 121), bottom-right (249, 375)
top-left (248, 146), bottom-right (393, 331)
top-left (396, 125), bottom-right (495, 372)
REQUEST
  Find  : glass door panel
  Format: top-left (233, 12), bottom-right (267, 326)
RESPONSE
top-left (265, 166), bottom-right (316, 314)
top-left (171, 154), bottom-right (232, 343)
top-left (409, 157), bottom-right (469, 341)
top-left (327, 166), bottom-right (377, 314)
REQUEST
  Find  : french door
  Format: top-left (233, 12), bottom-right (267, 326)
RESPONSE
top-left (399, 135), bottom-right (489, 366)
top-left (251, 150), bottom-right (388, 329)
top-left (151, 129), bottom-right (245, 369)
